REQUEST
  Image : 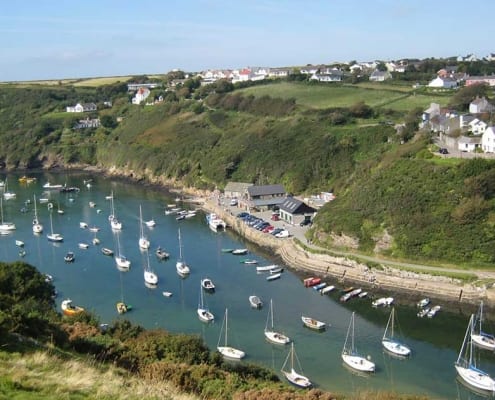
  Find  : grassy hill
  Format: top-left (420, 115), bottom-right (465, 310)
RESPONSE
top-left (1, 79), bottom-right (494, 267)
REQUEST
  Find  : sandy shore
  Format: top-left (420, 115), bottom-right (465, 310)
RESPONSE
top-left (198, 196), bottom-right (495, 309)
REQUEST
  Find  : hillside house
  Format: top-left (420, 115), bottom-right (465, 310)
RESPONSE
top-left (458, 136), bottom-right (481, 152)
top-left (428, 76), bottom-right (457, 89)
top-left (242, 184), bottom-right (286, 211)
top-left (300, 66), bottom-right (319, 75)
top-left (268, 68), bottom-right (291, 78)
top-left (66, 103), bottom-right (97, 113)
top-left (369, 70), bottom-right (392, 82)
top-left (482, 127), bottom-right (495, 152)
top-left (469, 96), bottom-right (495, 114)
top-left (127, 83), bottom-right (161, 91)
top-left (278, 197), bottom-right (316, 225)
top-left (310, 72), bottom-right (342, 82)
top-left (223, 182), bottom-right (253, 200)
top-left (465, 76), bottom-right (495, 87)
top-left (469, 118), bottom-right (488, 135)
top-left (132, 87), bottom-right (150, 104)
top-left (74, 118), bottom-right (100, 129)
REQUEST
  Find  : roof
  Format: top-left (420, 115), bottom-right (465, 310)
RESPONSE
top-left (279, 197), bottom-right (316, 215)
top-left (247, 184), bottom-right (286, 197)
top-left (250, 198), bottom-right (286, 207)
top-left (224, 182), bottom-right (253, 194)
top-left (458, 136), bottom-right (481, 144)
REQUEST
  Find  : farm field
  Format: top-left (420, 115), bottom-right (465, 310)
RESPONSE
top-left (238, 81), bottom-right (450, 110)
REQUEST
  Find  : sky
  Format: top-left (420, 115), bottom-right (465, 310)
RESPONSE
top-left (2, 0), bottom-right (495, 81)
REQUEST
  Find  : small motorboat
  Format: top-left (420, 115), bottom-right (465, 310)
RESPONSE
top-left (92, 237), bottom-right (100, 245)
top-left (427, 305), bottom-right (441, 318)
top-left (89, 226), bottom-right (100, 233)
top-left (64, 251), bottom-right (75, 263)
top-left (301, 316), bottom-right (326, 331)
top-left (155, 246), bottom-right (170, 260)
top-left (267, 273), bottom-right (281, 281)
top-left (101, 247), bottom-right (114, 256)
top-left (89, 201), bottom-right (96, 208)
top-left (417, 307), bottom-right (430, 318)
top-left (240, 259), bottom-right (258, 264)
top-left (321, 285), bottom-right (335, 294)
top-left (78, 243), bottom-right (89, 249)
top-left (372, 297), bottom-right (394, 307)
top-left (417, 298), bottom-right (430, 308)
top-left (79, 222), bottom-right (88, 229)
top-left (15, 240), bottom-right (25, 247)
top-left (162, 291), bottom-right (173, 297)
top-left (145, 219), bottom-right (156, 227)
top-left (116, 302), bottom-right (132, 314)
top-left (201, 277), bottom-right (216, 291)
top-left (256, 264), bottom-right (278, 272)
top-left (232, 248), bottom-right (248, 255)
top-left (249, 295), bottom-right (263, 309)
top-left (303, 277), bottom-right (321, 287)
top-left (269, 267), bottom-right (284, 274)
top-left (61, 299), bottom-right (84, 316)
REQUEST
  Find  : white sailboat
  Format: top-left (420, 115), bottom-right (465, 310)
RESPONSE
top-left (217, 308), bottom-right (245, 360)
top-left (176, 228), bottom-right (190, 276)
top-left (138, 205), bottom-right (150, 250)
top-left (0, 196), bottom-right (16, 231)
top-left (471, 301), bottom-right (495, 351)
top-left (3, 179), bottom-right (16, 200)
top-left (281, 343), bottom-right (311, 388)
top-left (109, 191), bottom-right (122, 230)
top-left (197, 282), bottom-right (214, 322)
top-left (455, 314), bottom-right (495, 393)
top-left (46, 211), bottom-right (63, 242)
top-left (143, 249), bottom-right (158, 285)
top-left (382, 307), bottom-right (411, 357)
top-left (32, 195), bottom-right (43, 234)
top-left (114, 231), bottom-right (130, 271)
top-left (264, 299), bottom-right (290, 345)
top-left (342, 312), bottom-right (375, 372)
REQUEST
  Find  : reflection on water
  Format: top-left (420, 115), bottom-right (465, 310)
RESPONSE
top-left (1, 171), bottom-right (495, 400)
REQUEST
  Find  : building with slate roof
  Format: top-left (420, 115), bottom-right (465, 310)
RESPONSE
top-left (278, 197), bottom-right (316, 225)
top-left (223, 182), bottom-right (253, 200)
top-left (243, 184), bottom-right (286, 211)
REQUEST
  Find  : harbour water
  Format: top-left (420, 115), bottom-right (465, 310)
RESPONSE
top-left (1, 171), bottom-right (494, 400)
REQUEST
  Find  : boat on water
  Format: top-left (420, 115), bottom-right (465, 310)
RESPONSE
top-left (256, 264), bottom-right (278, 272)
top-left (43, 182), bottom-right (63, 189)
top-left (0, 197), bottom-right (16, 231)
top-left (269, 267), bottom-right (284, 274)
top-left (455, 314), bottom-right (495, 393)
top-left (145, 219), bottom-right (156, 227)
top-left (116, 301), bottom-right (132, 314)
top-left (303, 277), bottom-right (321, 287)
top-left (3, 179), bottom-right (16, 200)
top-left (89, 226), bottom-right (99, 233)
top-left (281, 343), bottom-right (311, 388)
top-left (301, 316), bottom-right (326, 331)
top-left (114, 231), bottom-right (130, 271)
top-left (18, 175), bottom-right (36, 184)
top-left (207, 212), bottom-right (227, 231)
top-left (64, 251), bottom-right (75, 263)
top-left (47, 212), bottom-right (63, 242)
top-left (240, 259), bottom-right (258, 264)
top-left (197, 283), bottom-right (214, 323)
top-left (382, 308), bottom-right (411, 357)
top-left (138, 205), bottom-right (151, 250)
top-left (176, 228), bottom-right (190, 276)
top-left (267, 273), bottom-right (281, 281)
top-left (201, 277), bottom-right (215, 291)
top-left (427, 305), bottom-right (441, 318)
top-left (109, 192), bottom-right (122, 230)
top-left (417, 298), bottom-right (430, 308)
top-left (249, 295), bottom-right (263, 309)
top-left (78, 242), bottom-right (89, 249)
top-left (89, 201), bottom-right (96, 208)
top-left (155, 246), bottom-right (170, 260)
top-left (321, 285), bottom-right (335, 294)
top-left (342, 312), bottom-right (375, 373)
top-left (32, 195), bottom-right (43, 234)
top-left (217, 308), bottom-right (245, 360)
top-left (101, 247), bottom-right (114, 256)
top-left (162, 291), bottom-right (173, 297)
top-left (417, 307), bottom-right (430, 318)
top-left (80, 222), bottom-right (88, 229)
top-left (232, 248), bottom-right (248, 255)
top-left (15, 239), bottom-right (24, 247)
top-left (61, 299), bottom-right (84, 316)
top-left (221, 248), bottom-right (234, 253)
top-left (265, 299), bottom-right (290, 345)
top-left (472, 301), bottom-right (495, 351)
top-left (143, 250), bottom-right (158, 286)
top-left (372, 297), bottom-right (394, 307)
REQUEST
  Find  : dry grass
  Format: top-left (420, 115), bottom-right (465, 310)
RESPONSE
top-left (1, 350), bottom-right (198, 400)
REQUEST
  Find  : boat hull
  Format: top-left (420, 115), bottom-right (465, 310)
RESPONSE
top-left (472, 334), bottom-right (495, 351)
top-left (265, 330), bottom-right (290, 345)
top-left (197, 308), bottom-right (214, 322)
top-left (455, 364), bottom-right (495, 392)
top-left (382, 339), bottom-right (411, 357)
top-left (282, 369), bottom-right (311, 388)
top-left (217, 346), bottom-right (245, 360)
top-left (342, 354), bottom-right (375, 372)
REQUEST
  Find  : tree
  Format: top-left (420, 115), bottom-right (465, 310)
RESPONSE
top-left (376, 62), bottom-right (388, 72)
top-left (100, 115), bottom-right (117, 129)
top-left (449, 83), bottom-right (489, 110)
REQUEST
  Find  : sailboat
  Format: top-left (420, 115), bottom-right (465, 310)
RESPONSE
top-left (109, 191), bottom-right (122, 230)
top-left (455, 314), bottom-right (495, 392)
top-left (114, 231), bottom-right (130, 271)
top-left (217, 308), bottom-right (245, 359)
top-left (342, 312), bottom-right (375, 372)
top-left (382, 307), bottom-right (411, 357)
top-left (143, 249), bottom-right (158, 285)
top-left (3, 179), bottom-right (16, 200)
top-left (176, 228), bottom-right (190, 276)
top-left (471, 301), bottom-right (495, 351)
top-left (197, 282), bottom-right (214, 322)
top-left (138, 205), bottom-right (150, 250)
top-left (0, 196), bottom-right (16, 231)
top-left (46, 211), bottom-right (63, 242)
top-left (281, 343), bottom-right (311, 388)
top-left (32, 195), bottom-right (43, 234)
top-left (116, 271), bottom-right (132, 314)
top-left (264, 299), bottom-right (290, 345)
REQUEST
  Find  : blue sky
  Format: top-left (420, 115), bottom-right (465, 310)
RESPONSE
top-left (1, 0), bottom-right (494, 81)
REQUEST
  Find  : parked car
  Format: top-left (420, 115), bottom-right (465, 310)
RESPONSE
top-left (256, 222), bottom-right (270, 231)
top-left (230, 198), bottom-right (238, 206)
top-left (300, 219), bottom-right (312, 227)
top-left (262, 225), bottom-right (274, 233)
top-left (275, 229), bottom-right (290, 238)
top-left (270, 228), bottom-right (283, 236)
top-left (271, 213), bottom-right (280, 221)
top-left (439, 148), bottom-right (449, 154)
top-left (237, 212), bottom-right (249, 219)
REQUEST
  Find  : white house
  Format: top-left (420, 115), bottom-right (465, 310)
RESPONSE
top-left (469, 118), bottom-right (488, 135)
top-left (369, 70), bottom-right (392, 82)
top-left (268, 68), bottom-right (291, 78)
top-left (469, 96), bottom-right (495, 114)
top-left (482, 127), bottom-right (495, 152)
top-left (66, 103), bottom-right (97, 113)
top-left (132, 87), bottom-right (150, 104)
top-left (300, 66), bottom-right (319, 75)
top-left (428, 77), bottom-right (457, 89)
top-left (458, 136), bottom-right (481, 152)
top-left (310, 72), bottom-right (342, 82)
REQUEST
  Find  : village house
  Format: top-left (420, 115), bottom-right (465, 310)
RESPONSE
top-left (469, 96), bottom-right (495, 114)
top-left (310, 71), bottom-right (343, 82)
top-left (127, 82), bottom-right (161, 91)
top-left (241, 184), bottom-right (286, 211)
top-left (223, 182), bottom-right (253, 200)
top-left (482, 127), bottom-right (495, 153)
top-left (268, 68), bottom-right (291, 78)
top-left (465, 76), bottom-right (495, 87)
top-left (74, 117), bottom-right (100, 129)
top-left (469, 118), bottom-right (488, 135)
top-left (428, 76), bottom-right (457, 89)
top-left (66, 103), bottom-right (97, 113)
top-left (458, 136), bottom-right (481, 152)
top-left (278, 197), bottom-right (316, 226)
top-left (299, 66), bottom-right (319, 75)
top-left (132, 87), bottom-right (150, 104)
top-left (369, 70), bottom-right (392, 82)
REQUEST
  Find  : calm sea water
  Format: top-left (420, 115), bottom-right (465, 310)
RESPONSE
top-left (1, 171), bottom-right (494, 400)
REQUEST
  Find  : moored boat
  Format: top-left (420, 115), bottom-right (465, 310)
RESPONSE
top-left (342, 312), bottom-right (375, 373)
top-left (249, 295), bottom-right (263, 309)
top-left (372, 297), bottom-right (394, 307)
top-left (303, 277), bottom-right (321, 287)
top-left (281, 343), bottom-right (311, 388)
top-left (256, 264), bottom-right (278, 272)
top-left (78, 242), bottom-right (89, 249)
top-left (321, 285), bottom-right (335, 294)
top-left (201, 277), bottom-right (215, 291)
top-left (207, 213), bottom-right (227, 231)
top-left (116, 302), bottom-right (132, 314)
top-left (155, 246), bottom-right (170, 260)
top-left (61, 299), bottom-right (84, 316)
top-left (101, 247), bottom-right (114, 256)
top-left (417, 298), bottom-right (430, 308)
top-left (267, 273), bottom-right (281, 281)
top-left (232, 248), bottom-right (248, 255)
top-left (301, 316), bottom-right (326, 331)
top-left (64, 251), bottom-right (75, 262)
top-left (427, 305), bottom-right (441, 318)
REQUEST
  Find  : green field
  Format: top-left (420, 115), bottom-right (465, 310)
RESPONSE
top-left (238, 82), bottom-right (449, 111)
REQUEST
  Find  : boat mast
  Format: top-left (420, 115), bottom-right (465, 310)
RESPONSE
top-left (225, 308), bottom-right (228, 346)
top-left (351, 312), bottom-right (355, 353)
top-left (457, 315), bottom-right (473, 365)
